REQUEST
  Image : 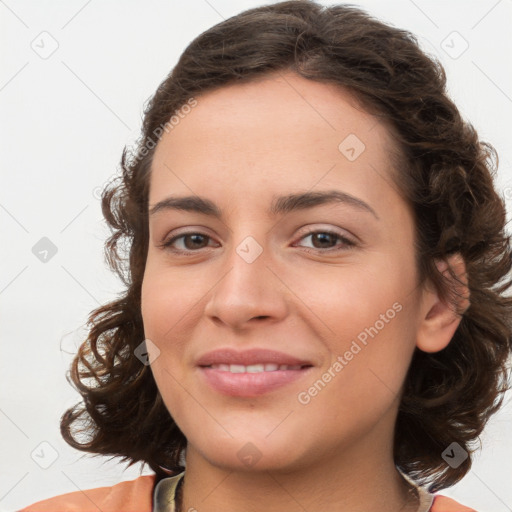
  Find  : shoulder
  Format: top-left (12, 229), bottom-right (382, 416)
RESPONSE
top-left (18, 474), bottom-right (156, 512)
top-left (431, 494), bottom-right (478, 511)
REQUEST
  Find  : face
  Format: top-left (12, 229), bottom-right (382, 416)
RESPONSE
top-left (141, 71), bottom-right (425, 472)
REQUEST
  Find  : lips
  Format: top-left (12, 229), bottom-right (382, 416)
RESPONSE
top-left (196, 348), bottom-right (314, 397)
top-left (196, 348), bottom-right (312, 368)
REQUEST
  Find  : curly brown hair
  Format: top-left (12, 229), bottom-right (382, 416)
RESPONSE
top-left (60, 0), bottom-right (512, 493)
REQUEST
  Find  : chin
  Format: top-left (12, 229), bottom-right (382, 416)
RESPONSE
top-left (189, 434), bottom-right (306, 473)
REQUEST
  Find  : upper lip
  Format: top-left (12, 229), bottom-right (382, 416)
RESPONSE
top-left (196, 348), bottom-right (313, 367)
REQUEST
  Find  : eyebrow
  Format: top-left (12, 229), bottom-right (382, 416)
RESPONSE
top-left (149, 190), bottom-right (379, 220)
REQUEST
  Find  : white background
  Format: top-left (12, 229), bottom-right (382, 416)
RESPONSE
top-left (1, 1), bottom-right (511, 511)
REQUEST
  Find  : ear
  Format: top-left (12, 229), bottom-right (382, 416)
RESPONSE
top-left (416, 253), bottom-right (470, 353)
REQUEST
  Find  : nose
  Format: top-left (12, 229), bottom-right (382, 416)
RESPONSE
top-left (203, 238), bottom-right (289, 330)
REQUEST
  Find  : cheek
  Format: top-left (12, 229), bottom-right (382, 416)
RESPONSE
top-left (289, 253), bottom-right (415, 338)
top-left (140, 273), bottom-right (185, 422)
top-left (140, 263), bottom-right (206, 400)
top-left (140, 275), bottom-right (187, 404)
top-left (140, 258), bottom-right (203, 344)
top-left (294, 304), bottom-right (416, 448)
top-left (291, 256), bottom-right (418, 394)
top-left (140, 279), bottom-right (176, 342)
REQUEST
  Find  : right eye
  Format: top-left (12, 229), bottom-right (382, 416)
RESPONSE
top-left (159, 232), bottom-right (219, 254)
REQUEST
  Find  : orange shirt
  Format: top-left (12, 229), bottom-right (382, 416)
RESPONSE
top-left (19, 472), bottom-right (478, 512)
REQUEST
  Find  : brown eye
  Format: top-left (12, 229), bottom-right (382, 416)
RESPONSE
top-left (310, 232), bottom-right (338, 249)
top-left (296, 230), bottom-right (356, 252)
top-left (161, 232), bottom-right (216, 253)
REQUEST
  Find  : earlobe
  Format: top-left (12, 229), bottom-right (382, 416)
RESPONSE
top-left (416, 254), bottom-right (470, 354)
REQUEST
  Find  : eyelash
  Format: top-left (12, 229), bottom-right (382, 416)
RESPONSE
top-left (159, 229), bottom-right (356, 255)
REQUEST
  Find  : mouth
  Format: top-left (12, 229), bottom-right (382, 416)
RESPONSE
top-left (205, 363), bottom-right (309, 372)
top-left (195, 348), bottom-right (315, 397)
top-left (198, 362), bottom-right (313, 397)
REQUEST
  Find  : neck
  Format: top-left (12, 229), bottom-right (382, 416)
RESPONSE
top-left (178, 425), bottom-right (420, 512)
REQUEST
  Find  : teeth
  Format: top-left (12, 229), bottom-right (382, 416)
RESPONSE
top-left (246, 364), bottom-right (265, 373)
top-left (209, 363), bottom-right (303, 373)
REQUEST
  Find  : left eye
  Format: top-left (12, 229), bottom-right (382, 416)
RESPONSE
top-left (294, 230), bottom-right (355, 252)
top-left (160, 230), bottom-right (355, 254)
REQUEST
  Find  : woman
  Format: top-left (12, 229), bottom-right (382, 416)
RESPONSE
top-left (20, 1), bottom-right (512, 511)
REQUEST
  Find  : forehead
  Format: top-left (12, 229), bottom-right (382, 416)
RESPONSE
top-left (150, 72), bottom-right (402, 212)
top-left (155, 72), bottom-right (389, 149)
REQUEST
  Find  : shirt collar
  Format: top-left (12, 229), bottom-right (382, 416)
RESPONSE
top-left (152, 471), bottom-right (184, 512)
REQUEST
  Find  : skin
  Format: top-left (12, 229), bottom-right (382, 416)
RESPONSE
top-left (141, 71), bottom-right (467, 512)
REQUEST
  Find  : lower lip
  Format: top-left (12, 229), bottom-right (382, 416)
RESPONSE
top-left (199, 366), bottom-right (312, 397)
